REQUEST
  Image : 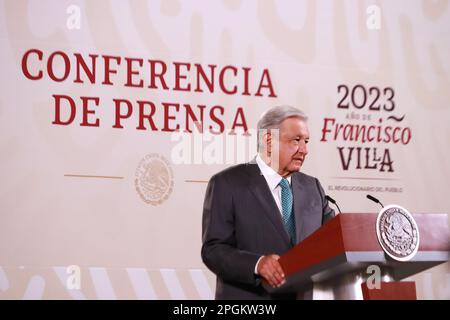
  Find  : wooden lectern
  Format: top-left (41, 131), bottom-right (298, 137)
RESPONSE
top-left (264, 213), bottom-right (450, 300)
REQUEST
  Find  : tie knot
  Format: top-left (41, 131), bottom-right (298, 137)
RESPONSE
top-left (279, 178), bottom-right (290, 189)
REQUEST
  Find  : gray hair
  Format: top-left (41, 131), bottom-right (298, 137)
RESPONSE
top-left (257, 105), bottom-right (308, 151)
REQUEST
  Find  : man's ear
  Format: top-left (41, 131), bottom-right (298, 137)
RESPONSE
top-left (265, 132), bottom-right (272, 155)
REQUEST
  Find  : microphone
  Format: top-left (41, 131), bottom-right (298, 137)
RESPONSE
top-left (325, 195), bottom-right (342, 215)
top-left (366, 194), bottom-right (384, 209)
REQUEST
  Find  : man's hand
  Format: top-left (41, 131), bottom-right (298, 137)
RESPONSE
top-left (257, 254), bottom-right (286, 288)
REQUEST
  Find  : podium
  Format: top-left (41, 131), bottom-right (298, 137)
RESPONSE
top-left (264, 213), bottom-right (450, 299)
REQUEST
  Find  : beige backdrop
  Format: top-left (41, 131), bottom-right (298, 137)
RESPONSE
top-left (0, 0), bottom-right (449, 299)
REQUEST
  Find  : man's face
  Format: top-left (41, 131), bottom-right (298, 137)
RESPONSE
top-left (269, 117), bottom-right (309, 177)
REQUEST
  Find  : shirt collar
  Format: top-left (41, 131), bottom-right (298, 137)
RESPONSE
top-left (255, 154), bottom-right (291, 191)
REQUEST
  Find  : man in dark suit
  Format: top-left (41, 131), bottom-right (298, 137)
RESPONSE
top-left (201, 105), bottom-right (335, 299)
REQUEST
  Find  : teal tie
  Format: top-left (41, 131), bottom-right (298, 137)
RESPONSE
top-left (279, 178), bottom-right (296, 244)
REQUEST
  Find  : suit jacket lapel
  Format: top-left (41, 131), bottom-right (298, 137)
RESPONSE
top-left (292, 173), bottom-right (308, 243)
top-left (245, 162), bottom-right (291, 246)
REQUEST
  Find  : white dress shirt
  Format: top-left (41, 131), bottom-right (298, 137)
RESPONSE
top-left (255, 154), bottom-right (291, 216)
top-left (253, 154), bottom-right (292, 274)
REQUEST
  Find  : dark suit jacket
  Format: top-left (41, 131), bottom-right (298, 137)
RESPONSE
top-left (201, 160), bottom-right (335, 300)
